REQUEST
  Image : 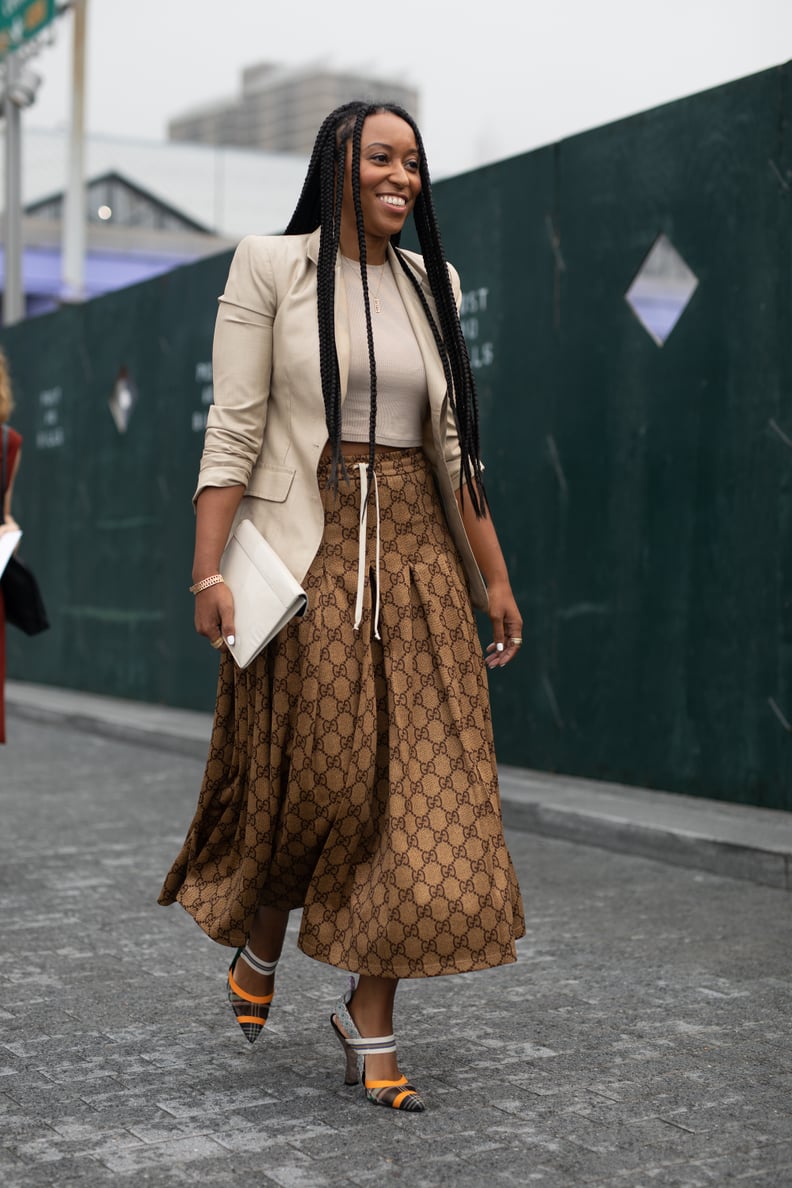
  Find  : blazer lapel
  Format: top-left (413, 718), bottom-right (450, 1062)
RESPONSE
top-left (387, 245), bottom-right (448, 412)
top-left (307, 227), bottom-right (351, 399)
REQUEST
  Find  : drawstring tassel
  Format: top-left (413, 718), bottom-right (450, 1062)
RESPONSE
top-left (353, 462), bottom-right (381, 639)
top-left (372, 468), bottom-right (381, 640)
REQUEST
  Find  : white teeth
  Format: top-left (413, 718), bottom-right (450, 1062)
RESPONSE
top-left (378, 195), bottom-right (406, 207)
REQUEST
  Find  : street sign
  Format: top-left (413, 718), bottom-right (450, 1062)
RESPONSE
top-left (0, 0), bottom-right (57, 60)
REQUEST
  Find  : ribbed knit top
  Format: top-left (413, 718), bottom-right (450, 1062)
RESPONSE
top-left (340, 257), bottom-right (428, 447)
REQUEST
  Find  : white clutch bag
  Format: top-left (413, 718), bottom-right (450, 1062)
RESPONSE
top-left (220, 519), bottom-right (308, 668)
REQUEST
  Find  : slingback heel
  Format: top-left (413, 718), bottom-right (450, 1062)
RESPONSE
top-left (330, 1012), bottom-right (362, 1085)
top-left (330, 985), bottom-right (425, 1113)
top-left (227, 945), bottom-right (278, 1044)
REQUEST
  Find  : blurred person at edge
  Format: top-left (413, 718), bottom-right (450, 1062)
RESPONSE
top-left (0, 349), bottom-right (22, 745)
top-left (159, 101), bottom-right (525, 1113)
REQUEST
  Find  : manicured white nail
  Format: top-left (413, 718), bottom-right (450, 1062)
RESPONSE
top-left (226, 634), bottom-right (235, 646)
top-left (496, 642), bottom-right (504, 653)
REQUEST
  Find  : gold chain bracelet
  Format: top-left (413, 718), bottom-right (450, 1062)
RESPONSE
top-left (189, 573), bottom-right (225, 595)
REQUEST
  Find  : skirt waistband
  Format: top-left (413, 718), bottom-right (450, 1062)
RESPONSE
top-left (317, 445), bottom-right (427, 485)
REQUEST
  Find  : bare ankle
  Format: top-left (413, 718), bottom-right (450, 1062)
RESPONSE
top-left (247, 906), bottom-right (289, 964)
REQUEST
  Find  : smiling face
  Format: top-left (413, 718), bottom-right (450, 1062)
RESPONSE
top-left (338, 111), bottom-right (422, 262)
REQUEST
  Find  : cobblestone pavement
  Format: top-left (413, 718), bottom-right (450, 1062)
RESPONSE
top-left (1, 714), bottom-right (791, 1187)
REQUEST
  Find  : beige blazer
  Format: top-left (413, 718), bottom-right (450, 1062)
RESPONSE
top-left (197, 228), bottom-right (488, 610)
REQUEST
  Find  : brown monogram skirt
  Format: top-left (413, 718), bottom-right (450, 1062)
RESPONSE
top-left (159, 448), bottom-right (525, 978)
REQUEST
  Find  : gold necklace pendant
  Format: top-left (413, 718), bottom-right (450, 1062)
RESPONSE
top-left (344, 256), bottom-right (386, 313)
top-left (368, 263), bottom-right (386, 313)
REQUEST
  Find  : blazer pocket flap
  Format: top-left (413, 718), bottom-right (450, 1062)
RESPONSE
top-left (246, 465), bottom-right (296, 503)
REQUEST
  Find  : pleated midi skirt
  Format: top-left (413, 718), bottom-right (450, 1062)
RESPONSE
top-left (159, 447), bottom-right (525, 978)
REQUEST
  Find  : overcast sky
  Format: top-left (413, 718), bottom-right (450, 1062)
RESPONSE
top-left (20, 0), bottom-right (792, 178)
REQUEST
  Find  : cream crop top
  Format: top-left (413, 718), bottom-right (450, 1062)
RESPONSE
top-left (340, 257), bottom-right (428, 446)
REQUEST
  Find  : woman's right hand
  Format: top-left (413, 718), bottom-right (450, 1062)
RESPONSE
top-left (194, 582), bottom-right (236, 650)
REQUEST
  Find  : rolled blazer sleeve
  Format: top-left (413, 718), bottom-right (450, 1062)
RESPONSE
top-left (194, 236), bottom-right (277, 502)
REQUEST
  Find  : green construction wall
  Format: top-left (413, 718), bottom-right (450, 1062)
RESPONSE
top-left (3, 62), bottom-right (791, 810)
top-left (1, 255), bottom-right (232, 710)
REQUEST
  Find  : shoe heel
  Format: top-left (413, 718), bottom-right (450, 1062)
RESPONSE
top-left (329, 986), bottom-right (424, 1112)
top-left (330, 1014), bottom-right (361, 1085)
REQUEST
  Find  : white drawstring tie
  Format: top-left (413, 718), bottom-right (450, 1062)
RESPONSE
top-left (353, 462), bottom-right (381, 639)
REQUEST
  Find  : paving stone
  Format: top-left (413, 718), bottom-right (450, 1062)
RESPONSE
top-left (96, 1134), bottom-right (231, 1174)
top-left (3, 713), bottom-right (792, 1185)
top-left (0, 1156), bottom-right (117, 1188)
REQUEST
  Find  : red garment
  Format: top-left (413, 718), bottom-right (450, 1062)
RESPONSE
top-left (1, 425), bottom-right (22, 744)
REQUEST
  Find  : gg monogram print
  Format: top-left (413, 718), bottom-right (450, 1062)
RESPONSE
top-left (159, 449), bottom-right (525, 977)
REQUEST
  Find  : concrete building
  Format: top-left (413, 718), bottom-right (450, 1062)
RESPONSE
top-left (168, 62), bottom-right (419, 154)
top-left (0, 128), bottom-right (309, 319)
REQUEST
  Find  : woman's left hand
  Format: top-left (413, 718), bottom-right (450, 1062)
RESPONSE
top-left (484, 581), bottom-right (523, 669)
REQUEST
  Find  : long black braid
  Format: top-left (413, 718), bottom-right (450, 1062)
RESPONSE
top-left (285, 100), bottom-right (486, 515)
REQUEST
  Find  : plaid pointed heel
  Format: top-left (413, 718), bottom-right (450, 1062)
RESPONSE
top-left (363, 1073), bottom-right (425, 1111)
top-left (330, 986), bottom-right (425, 1113)
top-left (227, 945), bottom-right (277, 1044)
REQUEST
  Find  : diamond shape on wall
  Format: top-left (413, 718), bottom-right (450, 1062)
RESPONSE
top-left (625, 234), bottom-right (699, 347)
top-left (108, 368), bottom-right (138, 433)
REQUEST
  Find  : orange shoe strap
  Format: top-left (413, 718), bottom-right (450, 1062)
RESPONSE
top-left (365, 1075), bottom-right (409, 1090)
top-left (228, 967), bottom-right (275, 1006)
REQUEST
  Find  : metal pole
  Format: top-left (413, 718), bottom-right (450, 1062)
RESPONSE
top-left (61, 0), bottom-right (87, 302)
top-left (3, 51), bottom-right (24, 326)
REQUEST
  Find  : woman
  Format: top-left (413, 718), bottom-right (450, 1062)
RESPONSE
top-left (159, 101), bottom-right (525, 1113)
top-left (0, 349), bottom-right (22, 745)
